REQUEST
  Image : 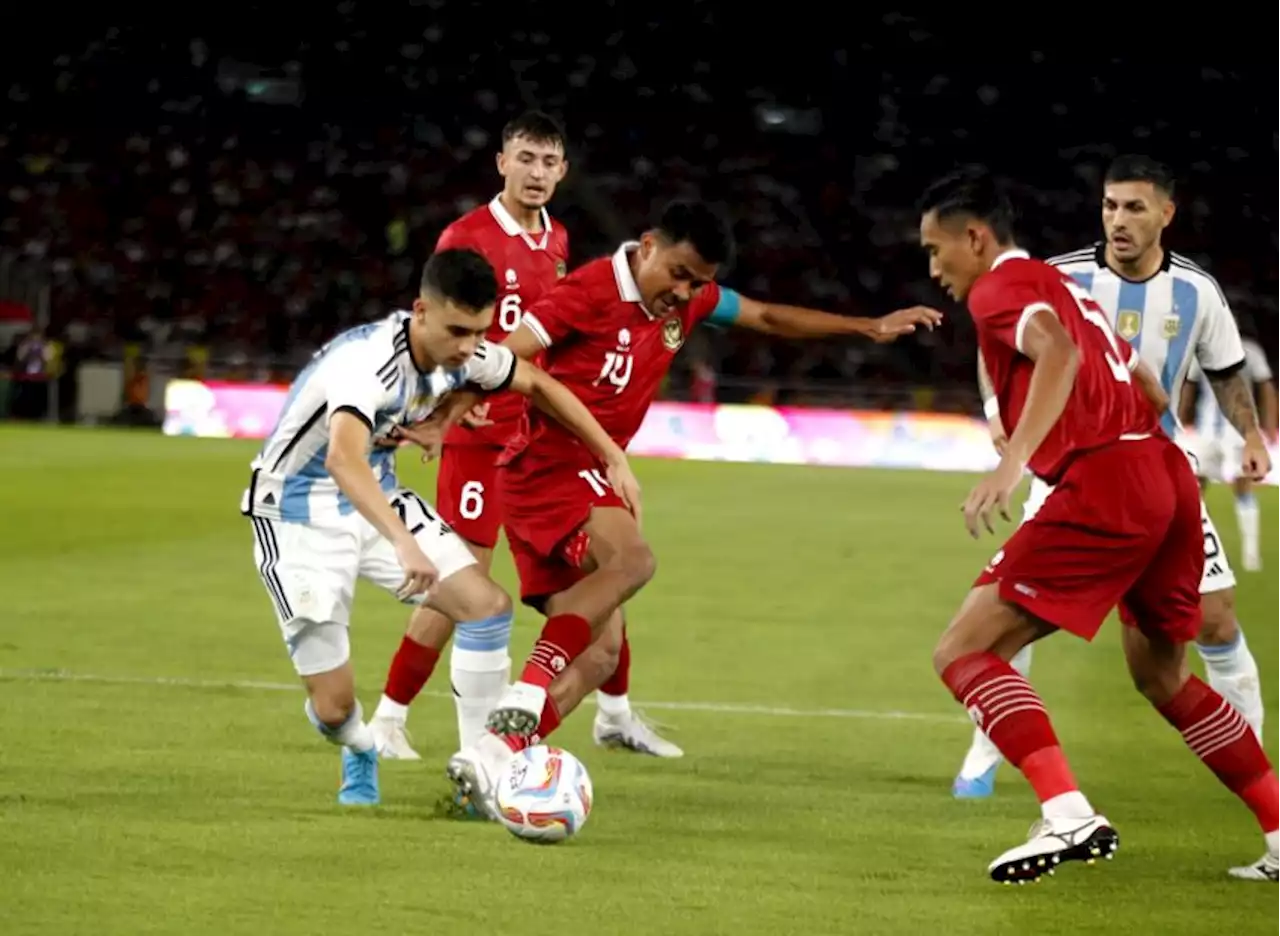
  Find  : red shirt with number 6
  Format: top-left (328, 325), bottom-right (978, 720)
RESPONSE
top-left (970, 249), bottom-right (1159, 484)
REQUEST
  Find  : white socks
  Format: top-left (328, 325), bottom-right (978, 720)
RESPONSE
top-left (305, 698), bottom-right (375, 753)
top-left (374, 696), bottom-right (409, 721)
top-left (1197, 630), bottom-right (1265, 741)
top-left (451, 647), bottom-right (510, 748)
top-left (596, 691), bottom-right (631, 721)
top-left (1042, 790), bottom-right (1095, 821)
top-left (958, 645), bottom-right (1034, 779)
top-left (1235, 494), bottom-right (1260, 570)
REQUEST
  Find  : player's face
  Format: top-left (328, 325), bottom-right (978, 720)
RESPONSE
top-left (497, 135), bottom-right (567, 210)
top-left (411, 295), bottom-right (495, 368)
top-left (919, 210), bottom-right (988, 301)
top-left (1102, 181), bottom-right (1173, 263)
top-left (634, 234), bottom-right (720, 318)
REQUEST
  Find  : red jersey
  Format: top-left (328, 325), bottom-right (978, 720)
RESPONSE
top-left (511, 241), bottom-right (741, 456)
top-left (971, 250), bottom-right (1159, 483)
top-left (437, 196), bottom-right (570, 447)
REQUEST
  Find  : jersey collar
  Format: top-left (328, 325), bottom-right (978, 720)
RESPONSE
top-left (488, 195), bottom-right (552, 251)
top-left (1094, 241), bottom-right (1172, 283)
top-left (612, 241), bottom-right (654, 317)
top-left (991, 248), bottom-right (1030, 269)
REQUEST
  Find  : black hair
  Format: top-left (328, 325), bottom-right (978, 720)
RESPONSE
top-left (501, 110), bottom-right (567, 150)
top-left (653, 199), bottom-right (735, 267)
top-left (1105, 154), bottom-right (1176, 198)
top-left (420, 249), bottom-right (497, 312)
top-left (918, 166), bottom-right (1017, 244)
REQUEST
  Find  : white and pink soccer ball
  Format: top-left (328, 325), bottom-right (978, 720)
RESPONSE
top-left (494, 745), bottom-right (594, 844)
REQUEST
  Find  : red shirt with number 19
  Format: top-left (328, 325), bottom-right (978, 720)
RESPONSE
top-left (436, 196), bottom-right (570, 448)
top-left (971, 249), bottom-right (1159, 484)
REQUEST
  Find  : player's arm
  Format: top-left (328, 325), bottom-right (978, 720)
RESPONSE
top-left (1259, 379), bottom-right (1278, 440)
top-left (508, 360), bottom-right (628, 465)
top-left (717, 290), bottom-right (942, 343)
top-left (1205, 364), bottom-right (1263, 440)
top-left (1129, 356), bottom-right (1170, 416)
top-left (976, 351), bottom-right (1008, 455)
top-left (325, 412), bottom-right (416, 546)
top-left (1178, 380), bottom-right (1197, 426)
top-left (1000, 307), bottom-right (1080, 470)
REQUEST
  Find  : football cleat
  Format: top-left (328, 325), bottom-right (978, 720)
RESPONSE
top-left (484, 681), bottom-right (546, 738)
top-left (593, 711), bottom-right (684, 758)
top-left (988, 815), bottom-right (1118, 884)
top-left (370, 716), bottom-right (422, 760)
top-left (952, 763), bottom-right (999, 800)
top-left (444, 734), bottom-right (514, 822)
top-left (337, 746), bottom-right (380, 806)
top-left (1228, 853), bottom-right (1279, 882)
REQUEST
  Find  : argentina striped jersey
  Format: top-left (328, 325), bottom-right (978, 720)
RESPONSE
top-left (1049, 243), bottom-right (1245, 436)
top-left (240, 310), bottom-right (516, 524)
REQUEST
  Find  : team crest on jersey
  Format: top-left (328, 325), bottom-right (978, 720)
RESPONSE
top-left (661, 317), bottom-right (684, 352)
top-left (555, 261), bottom-right (567, 278)
top-left (505, 268), bottom-right (517, 285)
top-left (1162, 315), bottom-right (1181, 339)
top-left (1116, 310), bottom-right (1141, 340)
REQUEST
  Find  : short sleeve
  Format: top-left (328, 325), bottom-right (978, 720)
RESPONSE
top-left (969, 275), bottom-right (1052, 355)
top-left (322, 344), bottom-right (394, 432)
top-left (521, 276), bottom-right (593, 348)
top-left (463, 340), bottom-right (518, 393)
top-left (1243, 339), bottom-right (1274, 382)
top-left (1195, 285), bottom-right (1246, 374)
top-left (692, 283), bottom-right (742, 328)
top-left (435, 223), bottom-right (472, 252)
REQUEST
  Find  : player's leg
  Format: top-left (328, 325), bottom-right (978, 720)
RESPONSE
top-left (488, 505), bottom-right (655, 737)
top-left (953, 477), bottom-right (1050, 799)
top-left (249, 516), bottom-right (379, 805)
top-left (1190, 481), bottom-right (1265, 741)
top-left (1233, 475), bottom-right (1261, 571)
top-left (591, 610), bottom-right (683, 758)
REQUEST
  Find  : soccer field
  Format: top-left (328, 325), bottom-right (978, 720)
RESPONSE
top-left (0, 426), bottom-right (1275, 935)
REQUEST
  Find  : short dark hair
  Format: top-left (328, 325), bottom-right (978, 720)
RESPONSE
top-left (653, 199), bottom-right (735, 267)
top-left (919, 166), bottom-right (1017, 244)
top-left (1105, 154), bottom-right (1175, 197)
top-left (501, 110), bottom-right (566, 150)
top-left (420, 249), bottom-right (497, 312)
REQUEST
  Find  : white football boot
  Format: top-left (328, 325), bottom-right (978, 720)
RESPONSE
top-left (988, 815), bottom-right (1119, 884)
top-left (484, 681), bottom-right (546, 738)
top-left (593, 710), bottom-right (684, 758)
top-left (1228, 851), bottom-right (1279, 882)
top-left (445, 732), bottom-right (516, 822)
top-left (369, 716), bottom-right (422, 760)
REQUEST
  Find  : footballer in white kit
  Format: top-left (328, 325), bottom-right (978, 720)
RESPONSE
top-left (241, 248), bottom-right (638, 807)
top-left (1181, 336), bottom-right (1277, 571)
top-left (955, 158), bottom-right (1276, 885)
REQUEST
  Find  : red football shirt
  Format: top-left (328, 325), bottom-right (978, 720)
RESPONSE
top-left (970, 249), bottom-right (1158, 483)
top-left (437, 196), bottom-right (570, 447)
top-left (512, 242), bottom-right (739, 456)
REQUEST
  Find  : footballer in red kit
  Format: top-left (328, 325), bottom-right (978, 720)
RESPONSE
top-left (919, 168), bottom-right (1278, 884)
top-left (444, 198), bottom-right (944, 813)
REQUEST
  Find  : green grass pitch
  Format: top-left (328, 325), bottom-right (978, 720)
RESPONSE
top-left (0, 425), bottom-right (1275, 935)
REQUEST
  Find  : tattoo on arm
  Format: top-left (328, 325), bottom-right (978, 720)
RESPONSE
top-left (1208, 371), bottom-right (1261, 437)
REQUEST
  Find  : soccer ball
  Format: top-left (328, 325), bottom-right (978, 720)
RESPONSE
top-left (494, 745), bottom-right (593, 844)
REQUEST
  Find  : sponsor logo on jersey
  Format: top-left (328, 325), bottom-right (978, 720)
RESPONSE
top-left (555, 261), bottom-right (567, 278)
top-left (1116, 310), bottom-right (1141, 340)
top-left (1162, 315), bottom-right (1181, 339)
top-left (505, 268), bottom-right (518, 284)
top-left (662, 317), bottom-right (684, 351)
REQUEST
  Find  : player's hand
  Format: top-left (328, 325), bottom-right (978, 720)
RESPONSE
top-left (389, 421), bottom-right (445, 463)
top-left (988, 417), bottom-right (1008, 457)
top-left (962, 456), bottom-right (1024, 539)
top-left (458, 402), bottom-right (493, 429)
top-left (393, 536), bottom-right (438, 600)
top-left (605, 457), bottom-right (644, 529)
top-left (871, 306), bottom-right (944, 344)
top-left (1241, 432), bottom-right (1272, 482)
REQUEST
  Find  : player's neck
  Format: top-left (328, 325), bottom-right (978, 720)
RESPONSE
top-left (498, 191), bottom-right (544, 234)
top-left (1106, 243), bottom-right (1163, 282)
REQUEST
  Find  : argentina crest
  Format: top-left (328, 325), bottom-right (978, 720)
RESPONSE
top-left (1162, 315), bottom-right (1181, 339)
top-left (1116, 310), bottom-right (1141, 340)
top-left (661, 316), bottom-right (684, 351)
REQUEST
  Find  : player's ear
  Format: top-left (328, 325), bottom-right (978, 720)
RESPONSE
top-left (1161, 198), bottom-right (1176, 228)
top-left (554, 159), bottom-right (568, 182)
top-left (411, 296), bottom-right (429, 318)
top-left (638, 231), bottom-right (656, 261)
top-left (495, 149), bottom-right (506, 177)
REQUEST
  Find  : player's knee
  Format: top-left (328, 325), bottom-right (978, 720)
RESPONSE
top-left (308, 688), bottom-right (357, 728)
top-left (614, 538), bottom-right (657, 592)
top-left (1197, 590), bottom-right (1238, 646)
top-left (1129, 665), bottom-right (1185, 709)
top-left (454, 579), bottom-right (514, 626)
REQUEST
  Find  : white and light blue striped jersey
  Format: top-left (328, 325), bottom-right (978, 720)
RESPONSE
top-left (1048, 243), bottom-right (1244, 435)
top-left (240, 310), bottom-right (516, 524)
top-left (1187, 337), bottom-right (1274, 436)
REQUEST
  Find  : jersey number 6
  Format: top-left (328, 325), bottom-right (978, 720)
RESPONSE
top-left (499, 294), bottom-right (522, 332)
top-left (1063, 281), bottom-right (1132, 385)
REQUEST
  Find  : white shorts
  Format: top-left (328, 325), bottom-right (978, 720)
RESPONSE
top-left (1175, 427), bottom-right (1244, 484)
top-left (1021, 469), bottom-right (1235, 596)
top-left (249, 487), bottom-right (477, 676)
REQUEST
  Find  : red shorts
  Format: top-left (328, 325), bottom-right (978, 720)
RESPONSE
top-left (498, 443), bottom-right (628, 606)
top-left (975, 436), bottom-right (1203, 642)
top-left (436, 444), bottom-right (504, 549)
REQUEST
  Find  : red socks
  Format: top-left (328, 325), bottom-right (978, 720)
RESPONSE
top-left (1160, 675), bottom-right (1279, 833)
top-left (499, 697), bottom-right (563, 753)
top-left (519, 614), bottom-right (592, 688)
top-left (942, 651), bottom-right (1078, 802)
top-left (599, 627), bottom-right (630, 696)
top-left (383, 636), bottom-right (441, 705)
